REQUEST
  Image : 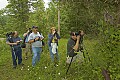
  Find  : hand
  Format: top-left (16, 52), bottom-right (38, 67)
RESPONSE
top-left (20, 40), bottom-right (23, 42)
top-left (13, 43), bottom-right (17, 45)
top-left (40, 37), bottom-right (44, 40)
top-left (16, 41), bottom-right (20, 43)
top-left (35, 37), bottom-right (40, 41)
top-left (77, 35), bottom-right (80, 40)
top-left (27, 30), bottom-right (29, 33)
top-left (26, 30), bottom-right (30, 34)
top-left (53, 31), bottom-right (56, 35)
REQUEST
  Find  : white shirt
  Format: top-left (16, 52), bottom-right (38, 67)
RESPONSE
top-left (28, 32), bottom-right (44, 47)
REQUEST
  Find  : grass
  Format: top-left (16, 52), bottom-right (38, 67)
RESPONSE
top-left (0, 38), bottom-right (97, 80)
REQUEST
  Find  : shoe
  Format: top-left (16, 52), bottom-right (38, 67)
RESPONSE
top-left (19, 63), bottom-right (24, 66)
top-left (13, 65), bottom-right (17, 69)
top-left (56, 64), bottom-right (59, 67)
top-left (25, 57), bottom-right (28, 60)
top-left (54, 64), bottom-right (59, 67)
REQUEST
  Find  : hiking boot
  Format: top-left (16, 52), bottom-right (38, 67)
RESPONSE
top-left (25, 57), bottom-right (28, 60)
top-left (56, 64), bottom-right (59, 67)
top-left (19, 63), bottom-right (24, 66)
top-left (54, 63), bottom-right (59, 67)
top-left (13, 65), bottom-right (17, 69)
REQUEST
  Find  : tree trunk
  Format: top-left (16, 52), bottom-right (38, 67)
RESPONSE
top-left (101, 68), bottom-right (111, 80)
top-left (58, 8), bottom-right (60, 35)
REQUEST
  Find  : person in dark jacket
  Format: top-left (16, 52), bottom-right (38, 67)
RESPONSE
top-left (66, 30), bottom-right (84, 64)
top-left (6, 31), bottom-right (24, 69)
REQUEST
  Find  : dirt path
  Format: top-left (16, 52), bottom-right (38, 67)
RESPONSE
top-left (0, 38), bottom-right (5, 40)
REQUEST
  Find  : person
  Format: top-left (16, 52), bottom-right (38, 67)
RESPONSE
top-left (66, 31), bottom-right (84, 64)
top-left (48, 27), bottom-right (60, 66)
top-left (28, 26), bottom-right (44, 66)
top-left (23, 28), bottom-right (32, 60)
top-left (6, 31), bottom-right (24, 69)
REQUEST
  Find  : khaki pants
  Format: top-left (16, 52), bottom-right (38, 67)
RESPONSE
top-left (66, 51), bottom-right (84, 64)
top-left (25, 43), bottom-right (32, 55)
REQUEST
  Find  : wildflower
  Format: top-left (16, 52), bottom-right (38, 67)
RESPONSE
top-left (45, 66), bottom-right (47, 69)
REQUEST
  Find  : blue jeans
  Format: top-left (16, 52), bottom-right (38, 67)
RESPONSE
top-left (48, 46), bottom-right (59, 62)
top-left (32, 47), bottom-right (42, 66)
top-left (11, 47), bottom-right (22, 66)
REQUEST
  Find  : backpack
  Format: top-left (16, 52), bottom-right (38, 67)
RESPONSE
top-left (21, 35), bottom-right (27, 48)
top-left (39, 33), bottom-right (45, 46)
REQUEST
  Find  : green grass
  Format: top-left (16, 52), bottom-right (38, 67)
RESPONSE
top-left (0, 39), bottom-right (98, 80)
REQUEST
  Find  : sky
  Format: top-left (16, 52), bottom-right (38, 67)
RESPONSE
top-left (0, 0), bottom-right (51, 10)
top-left (0, 0), bottom-right (8, 10)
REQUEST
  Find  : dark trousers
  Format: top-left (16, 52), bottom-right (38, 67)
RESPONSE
top-left (11, 47), bottom-right (22, 66)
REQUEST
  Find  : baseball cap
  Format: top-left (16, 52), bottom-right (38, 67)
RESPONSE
top-left (32, 26), bottom-right (38, 29)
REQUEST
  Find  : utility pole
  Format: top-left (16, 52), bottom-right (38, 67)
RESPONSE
top-left (58, 7), bottom-right (60, 35)
top-left (57, 0), bottom-right (60, 35)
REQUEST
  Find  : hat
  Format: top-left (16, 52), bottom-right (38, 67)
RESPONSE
top-left (32, 26), bottom-right (38, 29)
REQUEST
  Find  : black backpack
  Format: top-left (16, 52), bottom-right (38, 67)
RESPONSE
top-left (39, 33), bottom-right (45, 46)
top-left (21, 35), bottom-right (27, 48)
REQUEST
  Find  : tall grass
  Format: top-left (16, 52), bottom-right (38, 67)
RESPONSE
top-left (0, 39), bottom-right (99, 80)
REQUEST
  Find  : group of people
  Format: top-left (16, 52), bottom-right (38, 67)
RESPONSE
top-left (6, 26), bottom-right (84, 69)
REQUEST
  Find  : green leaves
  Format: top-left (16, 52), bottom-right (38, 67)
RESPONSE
top-left (5, 0), bottom-right (29, 31)
top-left (94, 24), bottom-right (120, 79)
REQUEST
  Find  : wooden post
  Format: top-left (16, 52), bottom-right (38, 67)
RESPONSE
top-left (58, 2), bottom-right (60, 35)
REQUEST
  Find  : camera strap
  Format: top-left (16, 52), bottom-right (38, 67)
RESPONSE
top-left (11, 46), bottom-right (16, 60)
top-left (23, 35), bottom-right (27, 43)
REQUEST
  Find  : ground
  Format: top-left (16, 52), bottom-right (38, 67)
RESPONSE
top-left (0, 38), bottom-right (96, 80)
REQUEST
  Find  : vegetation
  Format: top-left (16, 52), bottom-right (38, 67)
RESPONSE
top-left (0, 39), bottom-right (97, 80)
top-left (0, 0), bottom-right (120, 80)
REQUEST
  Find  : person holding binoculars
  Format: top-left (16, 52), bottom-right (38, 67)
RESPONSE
top-left (66, 30), bottom-right (84, 64)
top-left (48, 27), bottom-right (60, 66)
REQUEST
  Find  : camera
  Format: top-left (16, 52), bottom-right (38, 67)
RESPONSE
top-left (6, 32), bottom-right (14, 43)
top-left (55, 30), bottom-right (57, 34)
top-left (38, 36), bottom-right (41, 41)
top-left (53, 30), bottom-right (58, 36)
top-left (6, 32), bottom-right (13, 37)
top-left (28, 28), bottom-right (32, 34)
top-left (70, 31), bottom-right (81, 36)
top-left (75, 31), bottom-right (81, 36)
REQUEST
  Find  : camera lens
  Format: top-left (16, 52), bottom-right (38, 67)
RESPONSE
top-left (75, 32), bottom-right (79, 36)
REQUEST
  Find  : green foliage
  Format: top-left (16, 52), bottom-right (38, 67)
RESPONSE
top-left (93, 24), bottom-right (120, 79)
top-left (0, 9), bottom-right (8, 37)
top-left (58, 0), bottom-right (120, 38)
top-left (0, 40), bottom-right (11, 65)
top-left (6, 0), bottom-right (29, 32)
top-left (0, 39), bottom-right (103, 80)
top-left (0, 0), bottom-right (120, 38)
top-left (0, 0), bottom-right (120, 79)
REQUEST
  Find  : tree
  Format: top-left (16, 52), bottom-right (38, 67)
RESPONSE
top-left (58, 0), bottom-right (120, 79)
top-left (6, 0), bottom-right (29, 32)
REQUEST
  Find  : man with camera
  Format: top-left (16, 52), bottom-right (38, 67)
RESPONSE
top-left (28, 26), bottom-right (44, 66)
top-left (66, 31), bottom-right (84, 64)
top-left (23, 28), bottom-right (32, 60)
top-left (6, 31), bottom-right (24, 69)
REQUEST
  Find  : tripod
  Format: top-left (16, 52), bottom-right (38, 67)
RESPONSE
top-left (66, 44), bottom-right (93, 75)
top-left (82, 44), bottom-right (93, 67)
top-left (66, 56), bottom-right (74, 74)
top-left (11, 46), bottom-right (16, 60)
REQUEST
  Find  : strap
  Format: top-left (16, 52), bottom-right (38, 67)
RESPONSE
top-left (74, 51), bottom-right (80, 54)
top-left (23, 35), bottom-right (27, 43)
